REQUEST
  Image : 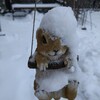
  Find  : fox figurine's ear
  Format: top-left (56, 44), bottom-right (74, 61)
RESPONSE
top-left (36, 28), bottom-right (43, 44)
top-left (36, 28), bottom-right (48, 45)
top-left (36, 28), bottom-right (43, 35)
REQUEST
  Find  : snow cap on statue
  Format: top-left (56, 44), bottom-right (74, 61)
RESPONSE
top-left (40, 7), bottom-right (78, 57)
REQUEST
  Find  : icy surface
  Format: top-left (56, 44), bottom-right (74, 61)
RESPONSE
top-left (0, 7), bottom-right (100, 100)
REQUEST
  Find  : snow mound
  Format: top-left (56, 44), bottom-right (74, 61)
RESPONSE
top-left (40, 7), bottom-right (78, 58)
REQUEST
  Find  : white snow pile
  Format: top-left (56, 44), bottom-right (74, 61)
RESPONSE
top-left (0, 6), bottom-right (100, 100)
top-left (40, 7), bottom-right (78, 58)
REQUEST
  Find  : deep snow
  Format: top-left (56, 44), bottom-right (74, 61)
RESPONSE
top-left (0, 8), bottom-right (100, 100)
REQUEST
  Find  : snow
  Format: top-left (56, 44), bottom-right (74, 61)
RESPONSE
top-left (0, 12), bottom-right (42, 100)
top-left (12, 3), bottom-right (60, 9)
top-left (0, 7), bottom-right (100, 100)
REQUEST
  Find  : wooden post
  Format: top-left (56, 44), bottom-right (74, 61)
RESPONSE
top-left (73, 0), bottom-right (76, 11)
top-left (0, 18), bottom-right (1, 32)
top-left (0, 17), bottom-right (6, 36)
top-left (4, 0), bottom-right (12, 11)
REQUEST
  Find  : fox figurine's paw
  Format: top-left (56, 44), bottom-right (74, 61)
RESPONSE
top-left (68, 80), bottom-right (79, 89)
top-left (37, 63), bottom-right (48, 71)
top-left (35, 90), bottom-right (50, 100)
top-left (65, 80), bottom-right (79, 100)
top-left (64, 58), bottom-right (72, 69)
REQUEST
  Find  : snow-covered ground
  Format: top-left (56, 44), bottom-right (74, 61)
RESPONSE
top-left (0, 9), bottom-right (100, 100)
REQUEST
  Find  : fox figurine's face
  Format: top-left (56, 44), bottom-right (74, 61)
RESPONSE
top-left (36, 28), bottom-right (68, 61)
